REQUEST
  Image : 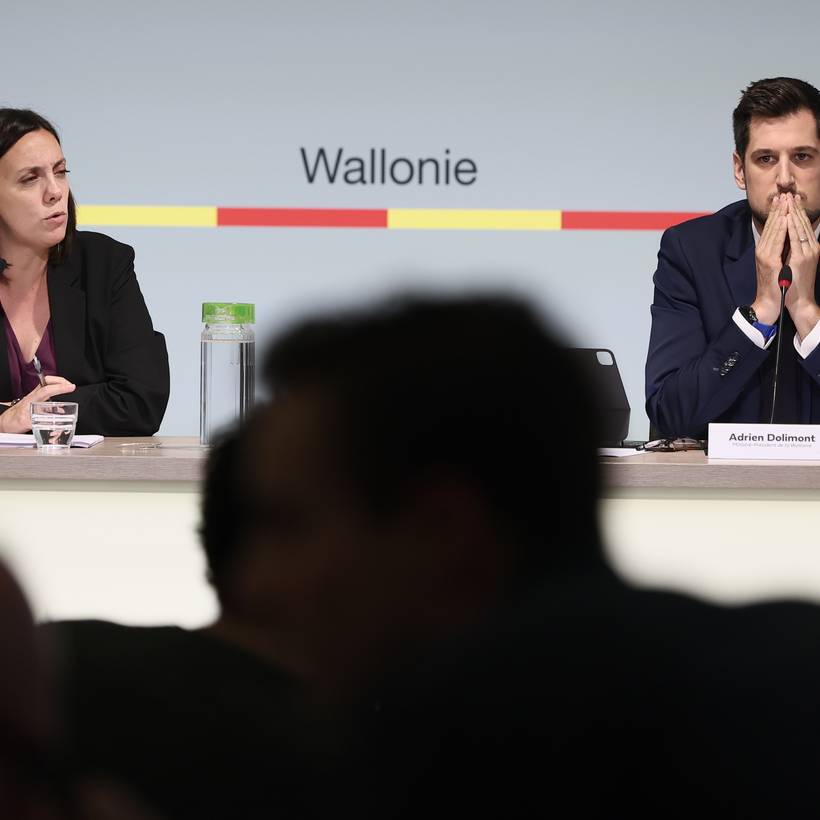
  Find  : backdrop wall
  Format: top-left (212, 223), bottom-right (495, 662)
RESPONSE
top-left (3, 0), bottom-right (818, 438)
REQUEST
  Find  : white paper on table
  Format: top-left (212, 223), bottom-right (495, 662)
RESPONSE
top-left (0, 434), bottom-right (104, 448)
top-left (598, 447), bottom-right (644, 458)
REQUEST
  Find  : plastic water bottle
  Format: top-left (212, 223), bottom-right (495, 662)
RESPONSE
top-left (200, 302), bottom-right (255, 445)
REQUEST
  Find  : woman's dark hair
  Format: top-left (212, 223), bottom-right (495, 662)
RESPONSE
top-left (733, 77), bottom-right (820, 161)
top-left (0, 109), bottom-right (76, 265)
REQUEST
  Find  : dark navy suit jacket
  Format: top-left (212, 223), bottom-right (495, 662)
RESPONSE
top-left (645, 199), bottom-right (820, 438)
top-left (0, 232), bottom-right (170, 435)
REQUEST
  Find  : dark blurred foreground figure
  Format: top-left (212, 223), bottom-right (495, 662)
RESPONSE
top-left (237, 293), bottom-right (820, 818)
top-left (42, 432), bottom-right (329, 820)
top-left (0, 561), bottom-right (160, 820)
top-left (44, 293), bottom-right (820, 818)
top-left (0, 559), bottom-right (57, 819)
top-left (233, 293), bottom-right (603, 703)
top-left (47, 293), bottom-right (605, 819)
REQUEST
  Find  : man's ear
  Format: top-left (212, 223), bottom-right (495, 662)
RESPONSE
top-left (733, 151), bottom-right (746, 190)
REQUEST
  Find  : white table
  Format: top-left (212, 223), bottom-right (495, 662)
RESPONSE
top-left (0, 437), bottom-right (216, 626)
top-left (601, 451), bottom-right (820, 604)
top-left (4, 442), bottom-right (820, 627)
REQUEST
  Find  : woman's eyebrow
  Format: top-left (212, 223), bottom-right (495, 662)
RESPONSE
top-left (15, 158), bottom-right (66, 175)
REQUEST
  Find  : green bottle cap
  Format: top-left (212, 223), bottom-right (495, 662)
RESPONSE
top-left (201, 302), bottom-right (255, 324)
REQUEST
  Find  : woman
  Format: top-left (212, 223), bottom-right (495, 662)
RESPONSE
top-left (0, 109), bottom-right (169, 436)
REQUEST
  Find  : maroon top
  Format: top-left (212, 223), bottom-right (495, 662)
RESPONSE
top-left (3, 314), bottom-right (57, 399)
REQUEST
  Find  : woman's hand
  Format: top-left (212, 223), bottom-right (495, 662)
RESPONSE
top-left (0, 377), bottom-right (76, 434)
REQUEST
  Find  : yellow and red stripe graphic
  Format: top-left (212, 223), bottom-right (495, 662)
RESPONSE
top-left (76, 206), bottom-right (708, 231)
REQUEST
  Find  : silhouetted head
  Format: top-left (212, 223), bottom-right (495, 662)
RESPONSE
top-left (227, 293), bottom-right (602, 697)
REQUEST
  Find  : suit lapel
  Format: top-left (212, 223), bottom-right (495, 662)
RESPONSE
top-left (723, 207), bottom-right (756, 307)
top-left (47, 252), bottom-right (86, 378)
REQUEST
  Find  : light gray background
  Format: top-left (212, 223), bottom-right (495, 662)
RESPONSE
top-left (2, 0), bottom-right (817, 438)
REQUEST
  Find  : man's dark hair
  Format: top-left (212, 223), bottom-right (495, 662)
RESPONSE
top-left (199, 428), bottom-right (244, 607)
top-left (263, 293), bottom-right (603, 588)
top-left (0, 109), bottom-right (76, 266)
top-left (733, 77), bottom-right (820, 160)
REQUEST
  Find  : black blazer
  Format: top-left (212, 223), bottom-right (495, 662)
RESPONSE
top-left (0, 232), bottom-right (170, 435)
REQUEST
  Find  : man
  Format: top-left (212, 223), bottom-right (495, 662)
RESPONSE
top-left (646, 77), bottom-right (820, 437)
top-left (230, 294), bottom-right (604, 703)
top-left (45, 294), bottom-right (820, 817)
top-left (43, 296), bottom-right (605, 818)
top-left (237, 294), bottom-right (820, 818)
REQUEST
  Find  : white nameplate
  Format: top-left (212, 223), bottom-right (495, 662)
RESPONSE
top-left (708, 423), bottom-right (820, 460)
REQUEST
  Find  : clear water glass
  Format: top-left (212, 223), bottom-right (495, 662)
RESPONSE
top-left (30, 401), bottom-right (78, 453)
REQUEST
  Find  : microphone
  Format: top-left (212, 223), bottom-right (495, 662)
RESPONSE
top-left (768, 265), bottom-right (793, 423)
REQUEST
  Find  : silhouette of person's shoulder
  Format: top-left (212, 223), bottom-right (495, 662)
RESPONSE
top-left (367, 571), bottom-right (820, 819)
top-left (42, 619), bottom-right (330, 820)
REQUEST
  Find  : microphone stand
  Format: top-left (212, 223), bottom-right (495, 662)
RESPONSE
top-left (768, 265), bottom-right (793, 424)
